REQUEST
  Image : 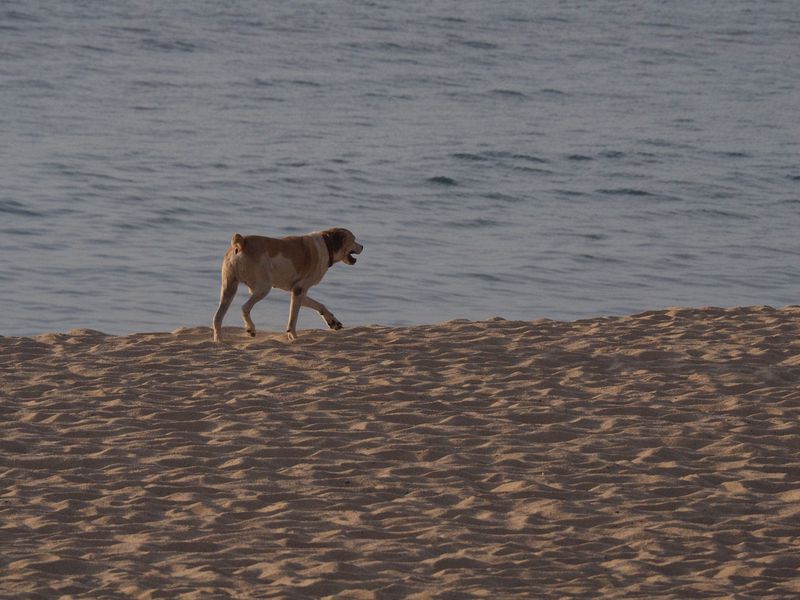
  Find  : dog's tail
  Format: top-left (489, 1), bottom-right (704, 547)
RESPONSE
top-left (231, 233), bottom-right (245, 255)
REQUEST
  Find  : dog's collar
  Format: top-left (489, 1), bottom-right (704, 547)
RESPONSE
top-left (322, 230), bottom-right (339, 267)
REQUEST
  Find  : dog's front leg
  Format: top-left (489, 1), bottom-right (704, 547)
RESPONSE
top-left (302, 295), bottom-right (343, 330)
top-left (286, 286), bottom-right (305, 341)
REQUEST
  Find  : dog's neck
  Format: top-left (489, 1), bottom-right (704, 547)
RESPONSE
top-left (322, 233), bottom-right (336, 267)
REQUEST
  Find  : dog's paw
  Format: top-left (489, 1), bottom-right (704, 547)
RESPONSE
top-left (246, 328), bottom-right (256, 337)
top-left (286, 330), bottom-right (298, 342)
top-left (328, 319), bottom-right (343, 331)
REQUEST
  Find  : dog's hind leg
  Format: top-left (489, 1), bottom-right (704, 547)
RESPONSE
top-left (212, 274), bottom-right (239, 343)
top-left (242, 285), bottom-right (270, 338)
top-left (302, 295), bottom-right (343, 330)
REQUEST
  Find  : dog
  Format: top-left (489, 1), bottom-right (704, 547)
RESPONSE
top-left (212, 228), bottom-right (363, 343)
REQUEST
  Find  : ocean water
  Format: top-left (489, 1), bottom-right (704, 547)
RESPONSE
top-left (1, 0), bottom-right (798, 336)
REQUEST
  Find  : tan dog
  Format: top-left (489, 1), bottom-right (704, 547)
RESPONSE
top-left (212, 228), bottom-right (363, 343)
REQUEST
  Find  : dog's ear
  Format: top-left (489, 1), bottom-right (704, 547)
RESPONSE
top-left (322, 228), bottom-right (347, 255)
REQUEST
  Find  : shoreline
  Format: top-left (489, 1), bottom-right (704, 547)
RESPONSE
top-left (2, 305), bottom-right (800, 598)
top-left (4, 303), bottom-right (797, 341)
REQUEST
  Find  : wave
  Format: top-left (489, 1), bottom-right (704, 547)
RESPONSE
top-left (0, 199), bottom-right (42, 218)
top-left (598, 188), bottom-right (657, 198)
top-left (427, 176), bottom-right (457, 186)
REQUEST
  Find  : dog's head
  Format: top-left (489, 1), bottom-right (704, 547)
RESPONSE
top-left (322, 228), bottom-right (363, 266)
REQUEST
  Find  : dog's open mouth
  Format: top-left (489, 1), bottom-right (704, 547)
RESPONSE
top-left (346, 246), bottom-right (362, 265)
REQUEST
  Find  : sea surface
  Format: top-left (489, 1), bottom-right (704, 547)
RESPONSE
top-left (1, 0), bottom-right (798, 336)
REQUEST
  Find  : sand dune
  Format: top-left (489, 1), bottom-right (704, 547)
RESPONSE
top-left (2, 305), bottom-right (800, 598)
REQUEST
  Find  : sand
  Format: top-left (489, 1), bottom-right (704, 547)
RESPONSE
top-left (2, 305), bottom-right (800, 599)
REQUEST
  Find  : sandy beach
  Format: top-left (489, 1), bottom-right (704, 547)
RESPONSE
top-left (2, 305), bottom-right (800, 599)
